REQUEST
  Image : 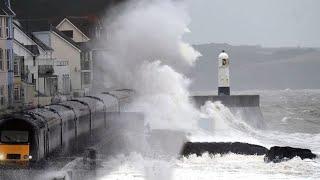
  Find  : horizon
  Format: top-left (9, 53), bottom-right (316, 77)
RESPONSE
top-left (190, 41), bottom-right (320, 49)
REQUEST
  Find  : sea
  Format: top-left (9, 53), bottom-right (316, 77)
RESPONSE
top-left (97, 89), bottom-right (320, 180)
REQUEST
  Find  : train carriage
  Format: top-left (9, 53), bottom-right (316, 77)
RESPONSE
top-left (46, 104), bottom-right (77, 151)
top-left (0, 90), bottom-right (134, 166)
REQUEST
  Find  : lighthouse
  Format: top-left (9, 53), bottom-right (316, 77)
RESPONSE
top-left (218, 50), bottom-right (230, 96)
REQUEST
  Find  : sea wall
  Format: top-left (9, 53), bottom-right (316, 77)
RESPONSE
top-left (192, 95), bottom-right (266, 129)
top-left (192, 95), bottom-right (260, 107)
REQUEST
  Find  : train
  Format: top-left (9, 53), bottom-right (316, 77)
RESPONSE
top-left (0, 89), bottom-right (135, 166)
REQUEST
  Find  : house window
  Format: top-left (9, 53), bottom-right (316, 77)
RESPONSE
top-left (31, 73), bottom-right (36, 84)
top-left (0, 86), bottom-right (3, 96)
top-left (5, 18), bottom-right (9, 38)
top-left (14, 60), bottom-right (19, 76)
top-left (61, 30), bottom-right (73, 38)
top-left (62, 74), bottom-right (70, 94)
top-left (0, 48), bottom-right (3, 70)
top-left (6, 49), bottom-right (12, 70)
top-left (20, 87), bottom-right (24, 99)
top-left (6, 49), bottom-right (10, 60)
top-left (14, 87), bottom-right (20, 101)
top-left (81, 72), bottom-right (91, 85)
top-left (81, 52), bottom-right (90, 70)
top-left (0, 86), bottom-right (4, 106)
top-left (0, 18), bottom-right (2, 38)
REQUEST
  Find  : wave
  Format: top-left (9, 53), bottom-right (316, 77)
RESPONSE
top-left (196, 101), bottom-right (320, 154)
top-left (97, 152), bottom-right (320, 180)
top-left (178, 153), bottom-right (320, 180)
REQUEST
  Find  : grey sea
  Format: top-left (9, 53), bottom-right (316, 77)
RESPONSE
top-left (96, 89), bottom-right (320, 180)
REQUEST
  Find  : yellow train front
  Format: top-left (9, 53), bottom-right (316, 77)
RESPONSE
top-left (0, 130), bottom-right (31, 166)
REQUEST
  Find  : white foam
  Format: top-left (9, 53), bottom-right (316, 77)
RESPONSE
top-left (97, 152), bottom-right (320, 180)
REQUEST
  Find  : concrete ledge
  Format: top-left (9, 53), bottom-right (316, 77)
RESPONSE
top-left (192, 95), bottom-right (260, 107)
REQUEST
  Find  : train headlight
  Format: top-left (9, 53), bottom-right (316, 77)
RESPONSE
top-left (23, 155), bottom-right (32, 159)
top-left (0, 153), bottom-right (5, 160)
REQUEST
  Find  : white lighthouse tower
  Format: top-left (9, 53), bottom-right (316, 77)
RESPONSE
top-left (218, 50), bottom-right (230, 96)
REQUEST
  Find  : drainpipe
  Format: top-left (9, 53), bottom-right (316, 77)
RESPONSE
top-left (6, 0), bottom-right (14, 108)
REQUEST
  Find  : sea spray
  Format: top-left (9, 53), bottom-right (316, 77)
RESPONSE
top-left (95, 0), bottom-right (201, 179)
top-left (200, 101), bottom-right (256, 132)
top-left (198, 100), bottom-right (320, 154)
top-left (96, 0), bottom-right (201, 130)
top-left (191, 101), bottom-right (263, 145)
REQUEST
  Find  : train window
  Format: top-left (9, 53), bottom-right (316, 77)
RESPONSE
top-left (0, 131), bottom-right (29, 143)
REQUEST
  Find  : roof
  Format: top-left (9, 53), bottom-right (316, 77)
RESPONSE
top-left (32, 34), bottom-right (53, 51)
top-left (24, 45), bottom-right (40, 56)
top-left (77, 42), bottom-right (90, 51)
top-left (17, 19), bottom-right (85, 51)
top-left (51, 27), bottom-right (84, 51)
top-left (14, 39), bottom-right (37, 56)
top-left (20, 17), bottom-right (96, 38)
top-left (56, 18), bottom-right (90, 41)
top-left (18, 19), bottom-right (52, 32)
top-left (13, 21), bottom-right (53, 51)
top-left (54, 16), bottom-right (98, 38)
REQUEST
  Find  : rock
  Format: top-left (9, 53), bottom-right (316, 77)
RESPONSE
top-left (264, 146), bottom-right (317, 163)
top-left (181, 142), bottom-right (268, 157)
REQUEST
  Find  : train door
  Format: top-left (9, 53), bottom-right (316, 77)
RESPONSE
top-left (43, 129), bottom-right (49, 157)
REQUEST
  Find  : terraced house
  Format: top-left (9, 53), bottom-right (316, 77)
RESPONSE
top-left (17, 17), bottom-right (93, 100)
top-left (0, 1), bottom-right (14, 112)
top-left (0, 1), bottom-right (95, 111)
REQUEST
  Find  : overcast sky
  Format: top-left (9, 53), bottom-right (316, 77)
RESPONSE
top-left (185, 0), bottom-right (320, 47)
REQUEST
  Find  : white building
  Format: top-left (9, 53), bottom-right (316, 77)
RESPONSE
top-left (33, 26), bottom-right (90, 97)
top-left (13, 21), bottom-right (72, 106)
top-left (55, 18), bottom-right (92, 96)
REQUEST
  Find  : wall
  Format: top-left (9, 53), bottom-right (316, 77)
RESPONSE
top-left (32, 32), bottom-right (51, 47)
top-left (50, 31), bottom-right (82, 95)
top-left (54, 59), bottom-right (70, 94)
top-left (193, 95), bottom-right (260, 108)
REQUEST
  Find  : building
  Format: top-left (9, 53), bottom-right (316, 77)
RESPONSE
top-left (3, 14), bottom-right (97, 109)
top-left (13, 21), bottom-right (61, 107)
top-left (30, 25), bottom-right (91, 97)
top-left (55, 17), bottom-right (93, 96)
top-left (0, 1), bottom-right (15, 112)
top-left (55, 17), bottom-right (105, 94)
top-left (19, 17), bottom-right (100, 98)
